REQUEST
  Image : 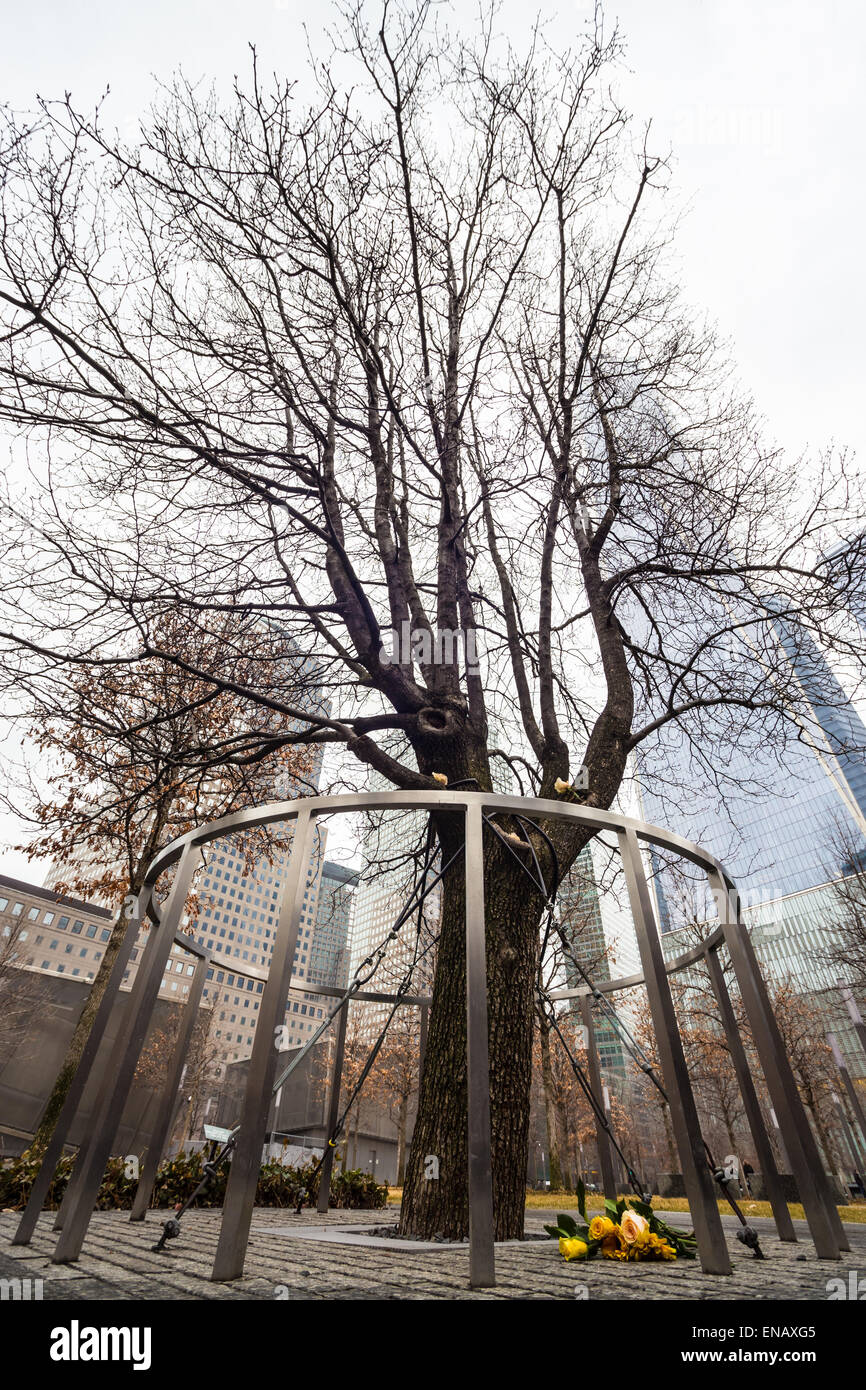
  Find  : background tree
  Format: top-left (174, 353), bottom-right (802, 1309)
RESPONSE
top-left (812, 820), bottom-right (866, 994)
top-left (7, 607), bottom-right (315, 1155)
top-left (739, 979), bottom-right (845, 1175)
top-left (0, 1), bottom-right (863, 1237)
top-left (368, 1008), bottom-right (421, 1186)
top-left (0, 907), bottom-right (52, 1077)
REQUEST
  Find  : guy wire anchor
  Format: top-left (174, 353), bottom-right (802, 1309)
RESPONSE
top-left (152, 1130), bottom-right (239, 1252)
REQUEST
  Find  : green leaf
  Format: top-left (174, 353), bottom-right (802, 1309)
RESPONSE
top-left (575, 1178), bottom-right (587, 1220)
top-left (556, 1213), bottom-right (579, 1237)
top-left (630, 1200), bottom-right (654, 1220)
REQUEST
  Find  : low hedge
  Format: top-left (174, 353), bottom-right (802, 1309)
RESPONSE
top-left (0, 1150), bottom-right (387, 1212)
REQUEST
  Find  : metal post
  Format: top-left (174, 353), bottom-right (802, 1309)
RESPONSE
top-left (51, 847), bottom-right (200, 1263)
top-left (51, 915), bottom-right (166, 1235)
top-left (714, 872), bottom-right (845, 1258)
top-left (828, 1033), bottom-right (866, 1152)
top-left (12, 906), bottom-right (141, 1245)
top-left (579, 993), bottom-right (618, 1203)
top-left (838, 982), bottom-right (866, 1065)
top-left (464, 799), bottom-right (496, 1288)
top-left (317, 995), bottom-right (349, 1214)
top-left (832, 1092), bottom-right (866, 1185)
top-left (129, 951), bottom-right (208, 1221)
top-left (704, 945), bottom-right (796, 1242)
top-left (618, 830), bottom-right (731, 1274)
top-left (211, 808), bottom-right (316, 1280)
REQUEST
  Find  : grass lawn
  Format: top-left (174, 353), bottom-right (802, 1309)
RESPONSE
top-left (385, 1187), bottom-right (866, 1224)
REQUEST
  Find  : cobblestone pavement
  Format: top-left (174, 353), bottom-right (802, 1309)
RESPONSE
top-left (1, 1207), bottom-right (863, 1301)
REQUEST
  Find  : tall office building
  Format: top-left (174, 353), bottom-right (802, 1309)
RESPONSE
top-left (308, 861), bottom-right (357, 991)
top-left (348, 781), bottom-right (439, 1038)
top-left (637, 602), bottom-right (866, 907)
top-left (824, 533), bottom-right (866, 634)
top-left (634, 583), bottom-right (866, 1080)
top-left (557, 844), bottom-right (640, 1080)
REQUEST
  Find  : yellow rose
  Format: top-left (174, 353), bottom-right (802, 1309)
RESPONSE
top-left (619, 1210), bottom-right (650, 1246)
top-left (554, 777), bottom-right (572, 794)
top-left (559, 1236), bottom-right (588, 1261)
top-left (600, 1228), bottom-right (626, 1258)
top-left (589, 1215), bottom-right (615, 1240)
top-left (431, 772), bottom-right (448, 785)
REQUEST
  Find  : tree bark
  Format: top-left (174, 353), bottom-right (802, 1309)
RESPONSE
top-left (28, 836), bottom-right (164, 1158)
top-left (29, 898), bottom-right (134, 1157)
top-left (398, 818), bottom-right (556, 1240)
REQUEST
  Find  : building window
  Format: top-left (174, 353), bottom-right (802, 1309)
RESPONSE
top-left (57, 917), bottom-right (69, 930)
top-left (27, 906), bottom-right (40, 920)
top-left (71, 920), bottom-right (84, 935)
top-left (11, 902), bottom-right (24, 915)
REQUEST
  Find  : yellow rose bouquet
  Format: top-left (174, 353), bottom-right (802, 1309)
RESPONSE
top-left (545, 1182), bottom-right (697, 1263)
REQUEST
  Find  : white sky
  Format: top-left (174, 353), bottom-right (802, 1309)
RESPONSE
top-left (1, 0), bottom-right (863, 877)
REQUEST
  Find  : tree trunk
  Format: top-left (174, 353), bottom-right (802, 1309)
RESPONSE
top-left (806, 1099), bottom-right (839, 1174)
top-left (29, 897), bottom-right (134, 1156)
top-left (556, 1095), bottom-right (574, 1192)
top-left (350, 1104), bottom-right (361, 1169)
top-left (538, 1014), bottom-right (563, 1191)
top-left (28, 836), bottom-right (165, 1158)
top-left (661, 1099), bottom-right (677, 1173)
top-left (398, 823), bottom-right (545, 1240)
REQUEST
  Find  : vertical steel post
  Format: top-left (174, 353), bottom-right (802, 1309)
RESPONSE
top-left (317, 995), bottom-right (349, 1214)
top-left (129, 950), bottom-right (208, 1221)
top-left (713, 871), bottom-right (845, 1258)
top-left (618, 830), bottom-right (731, 1274)
top-left (52, 913), bottom-right (165, 1235)
top-left (837, 982), bottom-right (866, 1064)
top-left (51, 846), bottom-right (200, 1263)
top-left (832, 1092), bottom-right (866, 1182)
top-left (13, 906), bottom-right (141, 1246)
top-left (704, 945), bottom-right (797, 1242)
top-left (464, 799), bottom-right (496, 1288)
top-left (211, 808), bottom-right (316, 1280)
top-left (579, 993), bottom-right (619, 1203)
top-left (828, 1033), bottom-right (866, 1151)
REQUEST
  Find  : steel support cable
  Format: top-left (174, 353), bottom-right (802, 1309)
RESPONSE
top-left (151, 818), bottom-right (449, 1250)
top-left (270, 822), bottom-right (448, 1095)
top-left (481, 803), bottom-right (765, 1256)
top-left (547, 920), bottom-right (763, 1252)
top-left (292, 858), bottom-right (448, 1213)
top-left (535, 981), bottom-right (650, 1200)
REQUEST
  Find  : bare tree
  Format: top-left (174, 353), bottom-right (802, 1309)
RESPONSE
top-left (0, 2), bottom-right (862, 1237)
top-left (6, 607), bottom-right (315, 1155)
top-left (0, 916), bottom-right (52, 1074)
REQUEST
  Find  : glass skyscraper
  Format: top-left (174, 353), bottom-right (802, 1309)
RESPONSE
top-left (637, 606), bottom-right (866, 908)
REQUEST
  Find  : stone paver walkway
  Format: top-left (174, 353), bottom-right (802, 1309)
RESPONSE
top-left (1, 1207), bottom-right (863, 1300)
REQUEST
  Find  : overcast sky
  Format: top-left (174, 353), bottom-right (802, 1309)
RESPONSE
top-left (1, 0), bottom-right (863, 877)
